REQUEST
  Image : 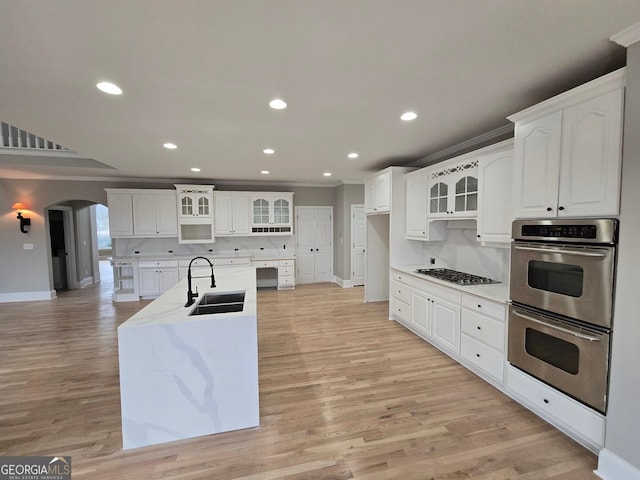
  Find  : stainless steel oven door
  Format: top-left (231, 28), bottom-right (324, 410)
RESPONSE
top-left (508, 304), bottom-right (610, 413)
top-left (510, 242), bottom-right (615, 328)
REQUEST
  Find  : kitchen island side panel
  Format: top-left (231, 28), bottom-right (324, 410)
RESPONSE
top-left (118, 314), bottom-right (259, 450)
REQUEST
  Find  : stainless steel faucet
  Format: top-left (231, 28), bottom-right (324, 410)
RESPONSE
top-left (185, 256), bottom-right (216, 307)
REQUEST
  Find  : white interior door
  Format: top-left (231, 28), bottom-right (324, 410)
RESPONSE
top-left (295, 207), bottom-right (333, 284)
top-left (351, 205), bottom-right (365, 286)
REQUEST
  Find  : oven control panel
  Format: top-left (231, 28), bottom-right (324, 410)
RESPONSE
top-left (512, 218), bottom-right (618, 244)
top-left (522, 224), bottom-right (597, 239)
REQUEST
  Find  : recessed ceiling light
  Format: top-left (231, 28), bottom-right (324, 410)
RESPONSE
top-left (263, 148), bottom-right (275, 155)
top-left (163, 143), bottom-right (177, 149)
top-left (348, 152), bottom-right (359, 159)
top-left (96, 82), bottom-right (122, 95)
top-left (401, 111), bottom-right (417, 121)
top-left (323, 172), bottom-right (332, 177)
top-left (190, 167), bottom-right (201, 172)
top-left (261, 170), bottom-right (270, 175)
top-left (269, 98), bottom-right (287, 110)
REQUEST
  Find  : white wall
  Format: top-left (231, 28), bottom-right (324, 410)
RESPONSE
top-left (600, 41), bottom-right (640, 474)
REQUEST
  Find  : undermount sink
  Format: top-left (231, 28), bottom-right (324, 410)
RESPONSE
top-left (189, 291), bottom-right (245, 316)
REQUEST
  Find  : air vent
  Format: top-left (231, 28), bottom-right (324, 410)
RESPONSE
top-left (1, 121), bottom-right (73, 152)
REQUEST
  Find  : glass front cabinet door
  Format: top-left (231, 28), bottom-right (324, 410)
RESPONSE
top-left (428, 161), bottom-right (478, 218)
top-left (251, 193), bottom-right (293, 234)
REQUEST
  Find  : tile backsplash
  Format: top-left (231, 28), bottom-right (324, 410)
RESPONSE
top-left (420, 228), bottom-right (510, 282)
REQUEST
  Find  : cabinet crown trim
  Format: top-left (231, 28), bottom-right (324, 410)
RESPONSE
top-left (507, 68), bottom-right (625, 124)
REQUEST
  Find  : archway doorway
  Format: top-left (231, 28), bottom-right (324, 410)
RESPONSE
top-left (45, 200), bottom-right (111, 294)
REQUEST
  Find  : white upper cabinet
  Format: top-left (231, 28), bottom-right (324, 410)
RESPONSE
top-left (106, 189), bottom-right (177, 238)
top-left (365, 171), bottom-right (391, 214)
top-left (428, 160), bottom-right (478, 219)
top-left (132, 191), bottom-right (178, 237)
top-left (106, 190), bottom-right (134, 237)
top-left (476, 140), bottom-right (514, 244)
top-left (509, 69), bottom-right (624, 219)
top-left (214, 192), bottom-right (250, 236)
top-left (175, 185), bottom-right (215, 244)
top-left (175, 185), bottom-right (214, 218)
top-left (250, 193), bottom-right (293, 234)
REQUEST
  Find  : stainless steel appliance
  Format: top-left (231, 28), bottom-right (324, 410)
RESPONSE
top-left (508, 218), bottom-right (618, 413)
top-left (414, 268), bottom-right (499, 285)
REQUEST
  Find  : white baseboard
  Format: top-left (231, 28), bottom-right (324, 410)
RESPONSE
top-left (596, 449), bottom-right (640, 480)
top-left (80, 276), bottom-right (94, 288)
top-left (0, 290), bottom-right (57, 303)
top-left (334, 276), bottom-right (354, 288)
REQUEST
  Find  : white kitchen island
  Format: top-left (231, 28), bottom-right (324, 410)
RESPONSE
top-left (117, 266), bottom-right (259, 450)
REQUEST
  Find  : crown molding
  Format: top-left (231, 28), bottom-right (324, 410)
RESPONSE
top-left (611, 22), bottom-right (640, 47)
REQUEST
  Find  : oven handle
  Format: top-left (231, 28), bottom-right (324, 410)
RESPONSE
top-left (512, 309), bottom-right (602, 342)
top-left (513, 245), bottom-right (608, 258)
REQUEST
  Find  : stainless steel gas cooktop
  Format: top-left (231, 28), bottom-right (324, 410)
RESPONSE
top-left (414, 268), bottom-right (500, 285)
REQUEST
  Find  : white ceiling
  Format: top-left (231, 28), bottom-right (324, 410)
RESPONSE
top-left (1, 0), bottom-right (639, 186)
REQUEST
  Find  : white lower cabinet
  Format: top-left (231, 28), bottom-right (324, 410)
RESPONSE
top-left (138, 260), bottom-right (179, 297)
top-left (252, 259), bottom-right (296, 290)
top-left (389, 267), bottom-right (605, 452)
top-left (460, 293), bottom-right (506, 383)
top-left (507, 365), bottom-right (605, 452)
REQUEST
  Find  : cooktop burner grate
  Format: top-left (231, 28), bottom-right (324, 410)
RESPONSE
top-left (414, 268), bottom-right (500, 285)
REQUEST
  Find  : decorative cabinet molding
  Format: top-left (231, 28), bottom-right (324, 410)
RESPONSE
top-left (509, 68), bottom-right (624, 219)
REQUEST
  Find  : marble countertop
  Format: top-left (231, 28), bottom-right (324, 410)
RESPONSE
top-left (119, 266), bottom-right (257, 328)
top-left (392, 264), bottom-right (510, 304)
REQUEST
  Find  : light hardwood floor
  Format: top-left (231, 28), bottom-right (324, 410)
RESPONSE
top-left (0, 266), bottom-right (599, 479)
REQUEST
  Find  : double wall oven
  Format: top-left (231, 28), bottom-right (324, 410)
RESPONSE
top-left (508, 218), bottom-right (618, 413)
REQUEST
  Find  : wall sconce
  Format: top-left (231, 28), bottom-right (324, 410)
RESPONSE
top-left (12, 203), bottom-right (31, 233)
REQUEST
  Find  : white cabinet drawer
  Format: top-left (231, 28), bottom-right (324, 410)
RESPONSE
top-left (278, 276), bottom-right (295, 286)
top-left (390, 297), bottom-right (410, 322)
top-left (390, 280), bottom-right (411, 304)
top-left (461, 309), bottom-right (505, 352)
top-left (411, 276), bottom-right (461, 304)
top-left (460, 334), bottom-right (504, 382)
top-left (253, 260), bottom-right (279, 268)
top-left (461, 293), bottom-right (506, 320)
top-left (507, 365), bottom-right (605, 448)
top-left (216, 257), bottom-right (251, 266)
top-left (278, 267), bottom-right (294, 277)
top-left (279, 259), bottom-right (294, 267)
top-left (391, 270), bottom-right (412, 285)
top-left (138, 260), bottom-right (178, 268)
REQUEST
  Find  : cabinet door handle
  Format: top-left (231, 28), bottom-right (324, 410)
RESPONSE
top-left (310, 248), bottom-right (314, 252)
top-left (546, 207), bottom-right (553, 212)
top-left (558, 206), bottom-right (565, 211)
top-left (477, 304), bottom-right (482, 308)
top-left (477, 326), bottom-right (481, 330)
top-left (476, 353), bottom-right (480, 358)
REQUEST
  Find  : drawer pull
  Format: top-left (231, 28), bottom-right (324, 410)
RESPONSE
top-left (543, 398), bottom-right (549, 404)
top-left (476, 353), bottom-right (480, 358)
top-left (476, 326), bottom-right (481, 330)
